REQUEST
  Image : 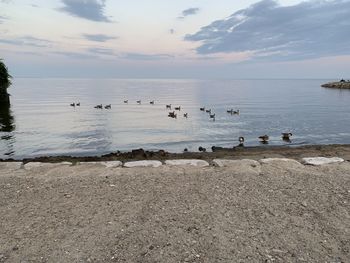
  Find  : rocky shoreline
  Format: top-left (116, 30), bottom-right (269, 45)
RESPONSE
top-left (2, 144), bottom-right (350, 164)
top-left (321, 81), bottom-right (350, 89)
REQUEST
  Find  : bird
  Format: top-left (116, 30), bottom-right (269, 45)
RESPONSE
top-left (227, 109), bottom-right (233, 114)
top-left (168, 111), bottom-right (177, 118)
top-left (183, 148), bottom-right (188, 152)
top-left (76, 102), bottom-right (80, 106)
top-left (174, 106), bottom-right (181, 111)
top-left (198, 146), bottom-right (206, 152)
top-left (70, 103), bottom-right (75, 107)
top-left (104, 104), bottom-right (111, 109)
top-left (166, 104), bottom-right (172, 109)
top-left (282, 132), bottom-right (292, 141)
top-left (233, 110), bottom-right (240, 115)
top-left (183, 113), bottom-right (188, 118)
top-left (94, 104), bottom-right (103, 109)
top-left (124, 100), bottom-right (128, 104)
top-left (206, 109), bottom-right (212, 113)
top-left (150, 100), bottom-right (155, 105)
top-left (259, 135), bottom-right (269, 143)
top-left (210, 113), bottom-right (215, 118)
top-left (238, 136), bottom-right (245, 146)
top-left (200, 107), bottom-right (205, 111)
top-left (137, 100), bottom-right (141, 104)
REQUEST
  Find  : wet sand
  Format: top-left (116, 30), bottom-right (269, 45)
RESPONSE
top-left (1, 145), bottom-right (350, 262)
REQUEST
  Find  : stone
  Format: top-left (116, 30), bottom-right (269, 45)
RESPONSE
top-left (79, 161), bottom-right (122, 168)
top-left (213, 159), bottom-right (260, 168)
top-left (24, 162), bottom-right (72, 170)
top-left (123, 160), bottom-right (162, 168)
top-left (259, 158), bottom-right (302, 165)
top-left (0, 162), bottom-right (23, 170)
top-left (165, 159), bottom-right (209, 167)
top-left (302, 157), bottom-right (344, 166)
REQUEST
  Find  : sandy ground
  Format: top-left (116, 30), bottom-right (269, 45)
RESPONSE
top-left (0, 157), bottom-right (349, 262)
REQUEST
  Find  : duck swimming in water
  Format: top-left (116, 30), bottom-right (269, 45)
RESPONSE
top-left (282, 132), bottom-right (292, 141)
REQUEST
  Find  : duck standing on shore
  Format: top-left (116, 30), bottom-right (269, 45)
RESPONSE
top-left (239, 136), bottom-right (244, 146)
top-left (259, 135), bottom-right (269, 144)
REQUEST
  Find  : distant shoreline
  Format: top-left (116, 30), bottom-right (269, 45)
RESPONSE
top-left (2, 144), bottom-right (350, 163)
top-left (322, 81), bottom-right (350, 89)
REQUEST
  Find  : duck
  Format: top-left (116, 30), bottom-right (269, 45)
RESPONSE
top-left (183, 113), bottom-right (188, 118)
top-left (137, 100), bottom-right (141, 104)
top-left (174, 106), bottom-right (181, 111)
top-left (198, 146), bottom-right (206, 152)
top-left (76, 102), bottom-right (80, 106)
top-left (150, 100), bottom-right (155, 105)
top-left (168, 111), bottom-right (177, 118)
top-left (227, 109), bottom-right (233, 114)
top-left (124, 100), bottom-right (128, 104)
top-left (70, 103), bottom-right (75, 107)
top-left (206, 109), bottom-right (211, 113)
top-left (282, 132), bottom-right (292, 141)
top-left (200, 107), bottom-right (205, 111)
top-left (94, 104), bottom-right (103, 109)
top-left (239, 136), bottom-right (245, 143)
top-left (104, 104), bottom-right (111, 109)
top-left (233, 110), bottom-right (240, 115)
top-left (209, 113), bottom-right (215, 119)
top-left (166, 104), bottom-right (172, 109)
top-left (259, 135), bottom-right (269, 143)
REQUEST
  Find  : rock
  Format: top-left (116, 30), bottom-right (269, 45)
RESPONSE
top-left (302, 157), bottom-right (344, 166)
top-left (165, 159), bottom-right (209, 167)
top-left (213, 159), bottom-right (260, 168)
top-left (0, 162), bottom-right (23, 170)
top-left (124, 160), bottom-right (162, 168)
top-left (24, 162), bottom-right (72, 170)
top-left (79, 161), bottom-right (122, 168)
top-left (322, 81), bottom-right (350, 89)
top-left (259, 158), bottom-right (302, 165)
top-left (131, 148), bottom-right (146, 158)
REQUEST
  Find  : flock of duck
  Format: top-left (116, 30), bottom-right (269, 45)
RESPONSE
top-left (69, 100), bottom-right (293, 146)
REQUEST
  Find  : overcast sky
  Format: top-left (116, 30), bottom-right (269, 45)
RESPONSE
top-left (1, 0), bottom-right (349, 78)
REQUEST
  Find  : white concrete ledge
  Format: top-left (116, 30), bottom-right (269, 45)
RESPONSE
top-left (24, 162), bottom-right (72, 170)
top-left (124, 160), bottom-right (162, 168)
top-left (213, 159), bottom-right (260, 168)
top-left (259, 158), bottom-right (302, 165)
top-left (302, 157), bottom-right (344, 166)
top-left (165, 159), bottom-right (209, 167)
top-left (0, 162), bottom-right (23, 170)
top-left (78, 161), bottom-right (122, 168)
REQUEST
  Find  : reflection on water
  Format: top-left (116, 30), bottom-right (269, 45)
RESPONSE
top-left (0, 94), bottom-right (15, 156)
top-left (1, 78), bottom-right (350, 159)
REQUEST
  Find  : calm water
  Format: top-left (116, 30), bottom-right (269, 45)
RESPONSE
top-left (1, 78), bottom-right (350, 159)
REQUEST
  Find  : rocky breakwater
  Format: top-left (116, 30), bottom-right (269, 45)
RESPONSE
top-left (322, 80), bottom-right (350, 89)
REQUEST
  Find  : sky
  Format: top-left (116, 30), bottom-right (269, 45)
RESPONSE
top-left (0, 0), bottom-right (349, 79)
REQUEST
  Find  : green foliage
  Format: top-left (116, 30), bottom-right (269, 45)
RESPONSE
top-left (0, 59), bottom-right (12, 90)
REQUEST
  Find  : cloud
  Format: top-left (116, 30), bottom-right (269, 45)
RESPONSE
top-left (120, 53), bottom-right (174, 61)
top-left (87, 47), bottom-right (115, 55)
top-left (0, 36), bottom-right (52, 47)
top-left (0, 15), bottom-right (7, 24)
top-left (83, 33), bottom-right (117, 42)
top-left (185, 0), bottom-right (350, 61)
top-left (60, 0), bottom-right (111, 22)
top-left (178, 7), bottom-right (199, 19)
top-left (52, 51), bottom-right (97, 59)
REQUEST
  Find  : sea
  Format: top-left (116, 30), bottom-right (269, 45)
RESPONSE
top-left (1, 78), bottom-right (350, 159)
